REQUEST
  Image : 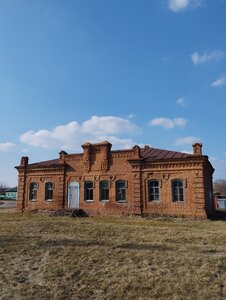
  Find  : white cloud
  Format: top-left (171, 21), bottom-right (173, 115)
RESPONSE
top-left (0, 142), bottom-right (15, 151)
top-left (191, 50), bottom-right (224, 64)
top-left (21, 122), bottom-right (80, 150)
top-left (103, 136), bottom-right (135, 149)
top-left (168, 0), bottom-right (202, 12)
top-left (176, 97), bottom-right (186, 107)
top-left (211, 76), bottom-right (226, 87)
top-left (149, 117), bottom-right (187, 129)
top-left (81, 116), bottom-right (138, 135)
top-left (174, 136), bottom-right (201, 146)
top-left (20, 116), bottom-right (139, 151)
top-left (181, 149), bottom-right (193, 154)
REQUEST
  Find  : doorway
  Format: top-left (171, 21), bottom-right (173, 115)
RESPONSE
top-left (68, 181), bottom-right (80, 208)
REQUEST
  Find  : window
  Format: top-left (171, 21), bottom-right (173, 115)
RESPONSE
top-left (148, 180), bottom-right (159, 201)
top-left (45, 182), bottom-right (53, 201)
top-left (172, 179), bottom-right (184, 202)
top-left (100, 181), bottom-right (109, 201)
top-left (29, 182), bottom-right (38, 201)
top-left (84, 181), bottom-right (94, 201)
top-left (116, 180), bottom-right (126, 202)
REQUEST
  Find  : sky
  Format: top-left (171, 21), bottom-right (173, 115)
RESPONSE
top-left (0, 0), bottom-right (226, 186)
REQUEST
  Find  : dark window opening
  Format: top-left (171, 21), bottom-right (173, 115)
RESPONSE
top-left (100, 181), bottom-right (109, 201)
top-left (45, 182), bottom-right (53, 201)
top-left (85, 181), bottom-right (94, 201)
top-left (116, 180), bottom-right (126, 202)
top-left (29, 182), bottom-right (38, 201)
top-left (172, 180), bottom-right (184, 202)
top-left (148, 180), bottom-right (159, 201)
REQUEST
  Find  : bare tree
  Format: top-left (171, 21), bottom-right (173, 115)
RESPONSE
top-left (213, 179), bottom-right (226, 195)
top-left (0, 182), bottom-right (9, 193)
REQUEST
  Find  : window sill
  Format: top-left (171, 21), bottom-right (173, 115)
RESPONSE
top-left (172, 201), bottom-right (185, 203)
top-left (29, 200), bottom-right (37, 202)
top-left (116, 200), bottom-right (127, 203)
top-left (100, 200), bottom-right (109, 203)
top-left (84, 200), bottom-right (94, 203)
top-left (45, 199), bottom-right (53, 202)
top-left (149, 200), bottom-right (160, 203)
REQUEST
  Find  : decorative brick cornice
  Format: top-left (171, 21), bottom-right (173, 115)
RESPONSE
top-left (128, 159), bottom-right (144, 171)
top-left (143, 161), bottom-right (203, 170)
top-left (26, 168), bottom-right (65, 174)
top-left (66, 157), bottom-right (83, 162)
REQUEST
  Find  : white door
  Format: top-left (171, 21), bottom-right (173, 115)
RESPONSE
top-left (68, 181), bottom-right (80, 208)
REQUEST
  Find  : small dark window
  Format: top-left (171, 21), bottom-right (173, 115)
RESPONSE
top-left (116, 180), bottom-right (126, 202)
top-left (148, 180), bottom-right (159, 201)
top-left (85, 181), bottom-right (94, 201)
top-left (45, 182), bottom-right (53, 201)
top-left (100, 181), bottom-right (109, 201)
top-left (172, 180), bottom-right (184, 202)
top-left (29, 182), bottom-right (38, 201)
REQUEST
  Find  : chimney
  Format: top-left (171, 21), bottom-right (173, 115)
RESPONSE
top-left (59, 150), bottom-right (67, 162)
top-left (20, 156), bottom-right (29, 167)
top-left (192, 143), bottom-right (202, 155)
top-left (133, 145), bottom-right (140, 158)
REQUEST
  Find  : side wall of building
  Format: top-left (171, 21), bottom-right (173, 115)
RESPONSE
top-left (141, 158), bottom-right (214, 218)
top-left (17, 166), bottom-right (65, 211)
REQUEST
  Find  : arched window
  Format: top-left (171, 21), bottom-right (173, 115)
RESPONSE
top-left (84, 181), bottom-right (94, 201)
top-left (172, 179), bottom-right (184, 202)
top-left (116, 180), bottom-right (127, 202)
top-left (29, 182), bottom-right (38, 201)
top-left (45, 182), bottom-right (54, 201)
top-left (99, 181), bottom-right (109, 201)
top-left (148, 180), bottom-right (160, 201)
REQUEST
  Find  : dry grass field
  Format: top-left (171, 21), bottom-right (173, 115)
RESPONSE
top-left (1, 212), bottom-right (226, 300)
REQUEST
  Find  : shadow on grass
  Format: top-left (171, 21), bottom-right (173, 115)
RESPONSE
top-left (38, 239), bottom-right (172, 252)
top-left (209, 210), bottom-right (226, 221)
top-left (38, 239), bottom-right (108, 248)
top-left (0, 235), bottom-right (40, 247)
top-left (116, 243), bottom-right (172, 251)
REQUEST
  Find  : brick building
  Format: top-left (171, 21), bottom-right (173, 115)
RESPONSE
top-left (16, 141), bottom-right (214, 218)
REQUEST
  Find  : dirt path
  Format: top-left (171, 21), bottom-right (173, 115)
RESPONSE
top-left (0, 200), bottom-right (17, 210)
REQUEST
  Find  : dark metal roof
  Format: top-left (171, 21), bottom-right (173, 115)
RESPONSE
top-left (25, 146), bottom-right (191, 169)
top-left (140, 147), bottom-right (190, 160)
top-left (5, 187), bottom-right (17, 192)
top-left (27, 159), bottom-right (63, 168)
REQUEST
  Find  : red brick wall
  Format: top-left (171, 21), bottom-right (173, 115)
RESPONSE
top-left (141, 159), bottom-right (213, 218)
top-left (64, 150), bottom-right (137, 216)
top-left (17, 167), bottom-right (65, 211)
top-left (16, 143), bottom-right (214, 218)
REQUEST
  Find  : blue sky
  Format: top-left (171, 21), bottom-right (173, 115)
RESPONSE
top-left (0, 0), bottom-right (226, 186)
